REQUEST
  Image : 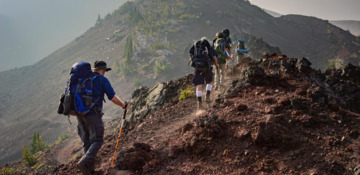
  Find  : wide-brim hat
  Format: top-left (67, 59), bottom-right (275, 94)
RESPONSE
top-left (93, 60), bottom-right (111, 71)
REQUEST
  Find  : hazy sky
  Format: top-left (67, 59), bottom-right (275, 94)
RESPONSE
top-left (248, 0), bottom-right (360, 20)
top-left (0, 0), bottom-right (126, 72)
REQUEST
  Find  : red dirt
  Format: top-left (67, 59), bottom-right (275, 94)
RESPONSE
top-left (3, 54), bottom-right (360, 175)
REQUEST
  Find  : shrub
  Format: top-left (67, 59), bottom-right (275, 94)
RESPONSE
top-left (179, 14), bottom-right (196, 20)
top-left (55, 134), bottom-right (69, 144)
top-left (133, 78), bottom-right (142, 87)
top-left (151, 40), bottom-right (176, 52)
top-left (119, 64), bottom-right (136, 77)
top-left (35, 164), bottom-right (44, 172)
top-left (104, 13), bottom-right (111, 20)
top-left (30, 131), bottom-right (49, 154)
top-left (327, 58), bottom-right (345, 69)
top-left (152, 42), bottom-right (167, 50)
top-left (0, 167), bottom-right (15, 175)
top-left (179, 86), bottom-right (194, 101)
top-left (22, 146), bottom-right (37, 166)
top-left (153, 61), bottom-right (171, 74)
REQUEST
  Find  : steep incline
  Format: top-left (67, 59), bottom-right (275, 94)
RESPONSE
top-left (1, 0), bottom-right (359, 166)
top-left (3, 54), bottom-right (359, 174)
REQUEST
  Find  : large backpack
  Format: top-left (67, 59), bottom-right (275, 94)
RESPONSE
top-left (191, 41), bottom-right (210, 71)
top-left (222, 29), bottom-right (231, 49)
top-left (214, 38), bottom-right (227, 64)
top-left (58, 62), bottom-right (100, 117)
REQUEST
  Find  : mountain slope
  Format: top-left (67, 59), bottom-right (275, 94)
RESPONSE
top-left (2, 54), bottom-right (360, 174)
top-left (1, 0), bottom-right (359, 165)
top-left (330, 20), bottom-right (360, 36)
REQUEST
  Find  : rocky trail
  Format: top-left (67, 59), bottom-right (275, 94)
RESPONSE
top-left (2, 54), bottom-right (360, 175)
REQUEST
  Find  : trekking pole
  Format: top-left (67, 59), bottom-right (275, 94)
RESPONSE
top-left (111, 102), bottom-right (128, 167)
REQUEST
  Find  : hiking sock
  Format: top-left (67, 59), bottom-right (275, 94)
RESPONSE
top-left (196, 90), bottom-right (202, 98)
top-left (206, 84), bottom-right (213, 91)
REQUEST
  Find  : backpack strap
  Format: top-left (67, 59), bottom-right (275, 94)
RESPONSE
top-left (89, 75), bottom-right (104, 111)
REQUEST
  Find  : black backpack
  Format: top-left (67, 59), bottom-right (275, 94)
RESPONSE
top-left (191, 41), bottom-right (210, 71)
top-left (222, 29), bottom-right (231, 49)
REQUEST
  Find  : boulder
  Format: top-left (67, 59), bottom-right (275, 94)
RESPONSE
top-left (115, 143), bottom-right (158, 172)
top-left (240, 66), bottom-right (266, 85)
top-left (252, 115), bottom-right (293, 148)
top-left (296, 57), bottom-right (311, 72)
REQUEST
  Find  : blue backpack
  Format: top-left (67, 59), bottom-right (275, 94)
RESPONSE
top-left (60, 62), bottom-right (100, 116)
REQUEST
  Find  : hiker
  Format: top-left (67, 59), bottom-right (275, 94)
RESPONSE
top-left (189, 37), bottom-right (219, 109)
top-left (222, 29), bottom-right (233, 54)
top-left (212, 29), bottom-right (233, 53)
top-left (213, 32), bottom-right (234, 91)
top-left (75, 61), bottom-right (130, 174)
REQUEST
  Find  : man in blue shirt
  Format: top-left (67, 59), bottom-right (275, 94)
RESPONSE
top-left (77, 60), bottom-right (130, 175)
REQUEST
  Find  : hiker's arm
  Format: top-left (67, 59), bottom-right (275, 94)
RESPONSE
top-left (213, 56), bottom-right (219, 68)
top-left (225, 50), bottom-right (233, 60)
top-left (111, 95), bottom-right (130, 110)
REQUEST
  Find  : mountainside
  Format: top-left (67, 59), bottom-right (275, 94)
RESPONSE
top-left (2, 53), bottom-right (360, 174)
top-left (330, 20), bottom-right (360, 36)
top-left (1, 0), bottom-right (359, 165)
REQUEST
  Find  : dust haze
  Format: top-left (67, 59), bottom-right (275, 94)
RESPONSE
top-left (0, 0), bottom-right (127, 72)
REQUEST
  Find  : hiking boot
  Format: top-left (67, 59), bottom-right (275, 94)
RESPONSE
top-left (77, 161), bottom-right (91, 175)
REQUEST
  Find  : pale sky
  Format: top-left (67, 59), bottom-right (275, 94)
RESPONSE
top-left (248, 0), bottom-right (360, 21)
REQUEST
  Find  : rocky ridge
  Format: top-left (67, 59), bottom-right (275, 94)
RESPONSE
top-left (3, 53), bottom-right (360, 174)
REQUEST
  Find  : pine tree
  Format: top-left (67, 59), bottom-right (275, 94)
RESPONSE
top-left (30, 131), bottom-right (48, 154)
top-left (96, 14), bottom-right (102, 26)
top-left (30, 131), bottom-right (38, 154)
top-left (123, 35), bottom-right (134, 64)
top-left (22, 146), bottom-right (36, 166)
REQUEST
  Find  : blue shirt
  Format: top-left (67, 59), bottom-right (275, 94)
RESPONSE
top-left (90, 72), bottom-right (116, 113)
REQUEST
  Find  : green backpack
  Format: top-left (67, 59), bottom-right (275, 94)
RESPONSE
top-left (214, 38), bottom-right (227, 64)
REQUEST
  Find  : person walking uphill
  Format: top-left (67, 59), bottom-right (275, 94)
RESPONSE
top-left (213, 32), bottom-right (233, 91)
top-left (189, 37), bottom-right (219, 109)
top-left (75, 61), bottom-right (130, 175)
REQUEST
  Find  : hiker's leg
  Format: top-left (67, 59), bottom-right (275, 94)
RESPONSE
top-left (192, 70), bottom-right (205, 109)
top-left (76, 116), bottom-right (91, 154)
top-left (219, 64), bottom-right (226, 86)
top-left (196, 84), bottom-right (203, 109)
top-left (214, 65), bottom-right (220, 89)
top-left (204, 69), bottom-right (213, 103)
top-left (78, 114), bottom-right (104, 172)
